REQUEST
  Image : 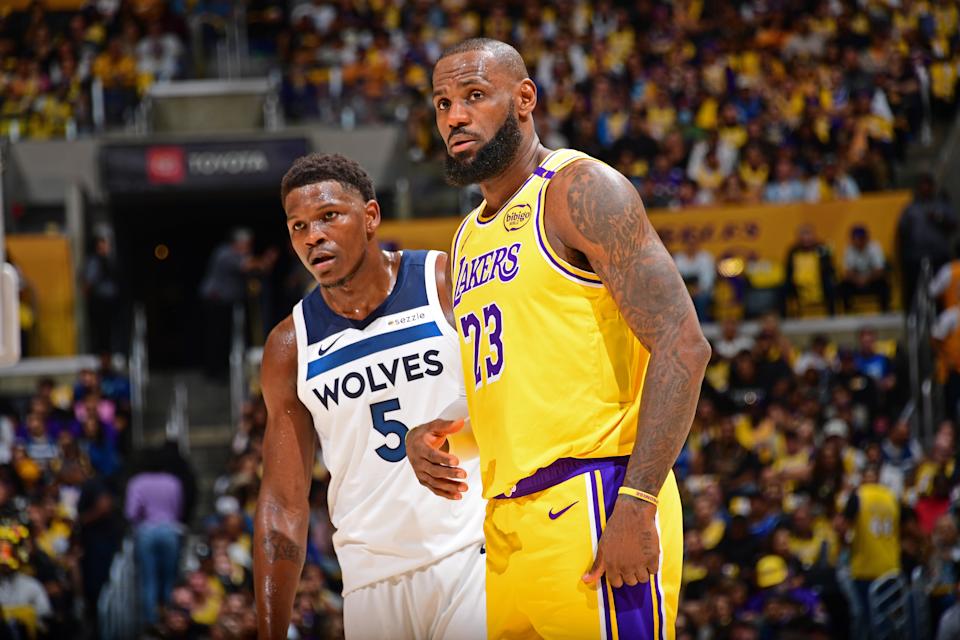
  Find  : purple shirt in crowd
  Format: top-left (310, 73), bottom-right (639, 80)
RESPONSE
top-left (125, 472), bottom-right (183, 527)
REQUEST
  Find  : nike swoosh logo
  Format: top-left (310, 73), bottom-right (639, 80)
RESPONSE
top-left (317, 335), bottom-right (343, 356)
top-left (548, 501), bottom-right (578, 520)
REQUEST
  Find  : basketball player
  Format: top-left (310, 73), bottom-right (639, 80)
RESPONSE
top-left (254, 154), bottom-right (486, 639)
top-left (407, 39), bottom-right (711, 639)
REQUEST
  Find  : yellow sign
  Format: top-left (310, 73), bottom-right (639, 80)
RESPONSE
top-left (380, 191), bottom-right (911, 268)
top-left (7, 235), bottom-right (77, 357)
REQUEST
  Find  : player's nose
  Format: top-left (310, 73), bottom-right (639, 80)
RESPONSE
top-left (446, 99), bottom-right (471, 129)
top-left (305, 220), bottom-right (329, 245)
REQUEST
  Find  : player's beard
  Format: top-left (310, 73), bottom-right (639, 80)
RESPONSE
top-left (444, 106), bottom-right (523, 187)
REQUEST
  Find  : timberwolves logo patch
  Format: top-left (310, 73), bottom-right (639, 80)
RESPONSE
top-left (504, 204), bottom-right (532, 231)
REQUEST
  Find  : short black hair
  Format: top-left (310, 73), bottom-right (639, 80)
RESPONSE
top-left (437, 38), bottom-right (528, 81)
top-left (280, 153), bottom-right (376, 205)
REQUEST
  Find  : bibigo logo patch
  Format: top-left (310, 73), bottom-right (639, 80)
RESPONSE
top-left (503, 203), bottom-right (532, 231)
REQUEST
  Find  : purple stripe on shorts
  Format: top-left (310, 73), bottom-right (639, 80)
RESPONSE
top-left (654, 574), bottom-right (665, 640)
top-left (599, 463), bottom-right (659, 640)
top-left (589, 471), bottom-right (614, 640)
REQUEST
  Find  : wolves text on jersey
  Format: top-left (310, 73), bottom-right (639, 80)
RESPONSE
top-left (453, 242), bottom-right (521, 306)
top-left (311, 349), bottom-right (445, 410)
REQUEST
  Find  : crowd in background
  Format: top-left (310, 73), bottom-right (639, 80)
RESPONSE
top-left (678, 318), bottom-right (960, 639)
top-left (275, 0), bottom-right (960, 206)
top-left (0, 1), bottom-right (188, 137)
top-left (3, 1), bottom-right (960, 639)
top-left (1, 1), bottom-right (959, 208)
top-left (6, 314), bottom-right (960, 638)
top-left (0, 355), bottom-right (134, 638)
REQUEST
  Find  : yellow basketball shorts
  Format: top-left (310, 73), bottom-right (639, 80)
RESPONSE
top-left (484, 457), bottom-right (682, 639)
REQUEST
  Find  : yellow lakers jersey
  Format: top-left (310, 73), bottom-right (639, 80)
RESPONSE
top-left (451, 149), bottom-right (650, 499)
top-left (850, 483), bottom-right (900, 580)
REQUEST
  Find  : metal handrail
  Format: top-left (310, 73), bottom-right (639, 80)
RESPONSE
top-left (97, 536), bottom-right (139, 639)
top-left (166, 379), bottom-right (189, 456)
top-left (229, 303), bottom-right (245, 430)
top-left (906, 259), bottom-right (940, 448)
top-left (129, 304), bottom-right (148, 451)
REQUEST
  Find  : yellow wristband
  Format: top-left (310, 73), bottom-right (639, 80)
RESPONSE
top-left (618, 486), bottom-right (659, 507)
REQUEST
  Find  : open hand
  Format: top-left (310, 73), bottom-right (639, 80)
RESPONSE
top-left (405, 418), bottom-right (468, 499)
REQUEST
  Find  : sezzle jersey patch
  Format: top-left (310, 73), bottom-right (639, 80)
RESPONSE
top-left (453, 242), bottom-right (521, 306)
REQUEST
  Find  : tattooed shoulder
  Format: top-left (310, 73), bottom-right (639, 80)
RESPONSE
top-left (561, 159), bottom-right (647, 249)
top-left (553, 159), bottom-right (691, 351)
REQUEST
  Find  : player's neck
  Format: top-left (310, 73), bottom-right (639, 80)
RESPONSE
top-left (479, 137), bottom-right (550, 213)
top-left (320, 248), bottom-right (399, 320)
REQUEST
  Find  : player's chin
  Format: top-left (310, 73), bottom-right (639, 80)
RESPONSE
top-left (313, 267), bottom-right (345, 287)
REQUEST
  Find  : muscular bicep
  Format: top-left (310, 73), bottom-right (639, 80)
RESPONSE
top-left (260, 317), bottom-right (317, 506)
top-left (546, 160), bottom-right (698, 349)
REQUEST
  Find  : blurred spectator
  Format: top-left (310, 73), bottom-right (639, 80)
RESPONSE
top-left (881, 419), bottom-right (924, 487)
top-left (79, 414), bottom-right (119, 478)
top-left (82, 233), bottom-right (124, 356)
top-left (198, 229), bottom-right (276, 379)
top-left (713, 318), bottom-right (755, 361)
top-left (19, 413), bottom-right (58, 472)
top-left (135, 21), bottom-right (183, 83)
top-left (91, 36), bottom-right (137, 126)
top-left (97, 354), bottom-right (131, 409)
top-left (794, 334), bottom-right (830, 377)
top-left (854, 327), bottom-right (896, 394)
top-left (839, 226), bottom-right (890, 312)
top-left (76, 463), bottom-right (121, 628)
top-left (928, 514), bottom-right (960, 626)
top-left (933, 302), bottom-right (960, 419)
top-left (0, 522), bottom-right (52, 638)
top-left (938, 579), bottom-right (960, 640)
top-left (673, 235), bottom-right (715, 321)
top-left (840, 466), bottom-right (901, 630)
top-left (126, 446), bottom-right (184, 626)
top-left (764, 158), bottom-right (807, 204)
top-left (805, 157), bottom-right (860, 203)
top-left (898, 174), bottom-right (957, 308)
top-left (784, 224), bottom-right (836, 316)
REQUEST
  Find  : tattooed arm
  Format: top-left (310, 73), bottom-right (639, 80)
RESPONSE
top-left (254, 316), bottom-right (316, 638)
top-left (544, 159), bottom-right (711, 588)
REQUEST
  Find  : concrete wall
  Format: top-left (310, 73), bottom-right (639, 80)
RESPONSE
top-left (4, 124), bottom-right (406, 207)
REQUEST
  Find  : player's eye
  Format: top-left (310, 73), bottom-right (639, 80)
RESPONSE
top-left (323, 211), bottom-right (340, 221)
top-left (291, 221), bottom-right (305, 231)
top-left (436, 98), bottom-right (450, 111)
top-left (469, 90), bottom-right (484, 101)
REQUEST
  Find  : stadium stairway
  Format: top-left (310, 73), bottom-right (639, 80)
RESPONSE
top-left (899, 118), bottom-right (953, 189)
top-left (143, 370), bottom-right (234, 524)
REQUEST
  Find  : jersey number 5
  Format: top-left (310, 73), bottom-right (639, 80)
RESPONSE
top-left (370, 398), bottom-right (407, 462)
top-left (459, 303), bottom-right (504, 388)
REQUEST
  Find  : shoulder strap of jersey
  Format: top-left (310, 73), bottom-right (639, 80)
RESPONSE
top-left (530, 149), bottom-right (604, 286)
top-left (534, 148), bottom-right (602, 179)
top-left (291, 300), bottom-right (309, 395)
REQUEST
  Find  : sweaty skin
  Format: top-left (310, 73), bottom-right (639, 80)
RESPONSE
top-left (407, 45), bottom-right (711, 591)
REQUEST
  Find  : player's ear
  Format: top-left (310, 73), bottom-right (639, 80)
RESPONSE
top-left (364, 199), bottom-right (381, 236)
top-left (517, 78), bottom-right (537, 119)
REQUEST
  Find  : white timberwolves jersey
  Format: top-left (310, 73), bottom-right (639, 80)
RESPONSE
top-left (292, 250), bottom-right (484, 595)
